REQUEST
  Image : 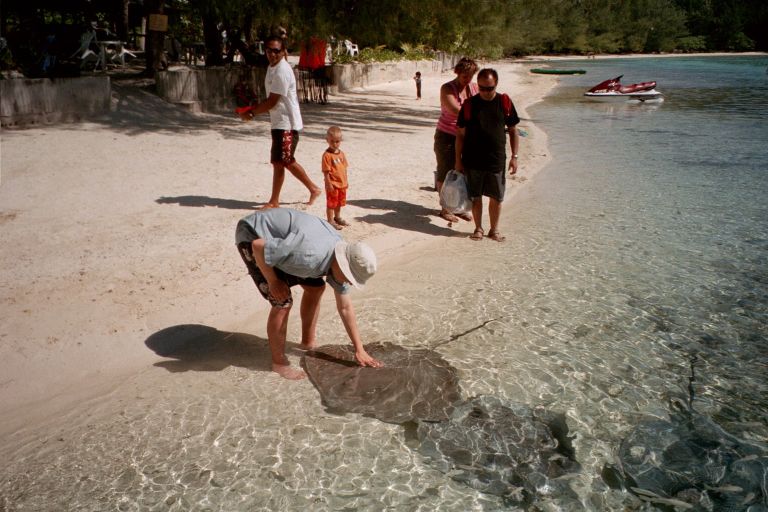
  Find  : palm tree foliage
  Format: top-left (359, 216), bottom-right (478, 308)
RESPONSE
top-left (182, 0), bottom-right (763, 56)
top-left (1, 0), bottom-right (765, 74)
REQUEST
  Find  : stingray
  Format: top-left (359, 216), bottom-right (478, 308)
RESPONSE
top-left (416, 395), bottom-right (580, 508)
top-left (603, 403), bottom-right (768, 511)
top-left (301, 342), bottom-right (462, 424)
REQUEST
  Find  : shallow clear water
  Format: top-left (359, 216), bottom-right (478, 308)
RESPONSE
top-left (2, 57), bottom-right (767, 511)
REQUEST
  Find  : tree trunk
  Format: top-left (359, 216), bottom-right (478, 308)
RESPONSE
top-left (144, 0), bottom-right (166, 75)
top-left (202, 13), bottom-right (224, 67)
top-left (116, 0), bottom-right (130, 42)
top-left (243, 14), bottom-right (254, 45)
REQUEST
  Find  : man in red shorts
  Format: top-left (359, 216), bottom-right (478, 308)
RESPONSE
top-left (240, 36), bottom-right (321, 209)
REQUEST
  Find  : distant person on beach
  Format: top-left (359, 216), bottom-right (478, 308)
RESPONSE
top-left (455, 68), bottom-right (520, 242)
top-left (236, 208), bottom-right (382, 380)
top-left (239, 36), bottom-right (321, 209)
top-left (414, 71), bottom-right (422, 99)
top-left (322, 126), bottom-right (351, 230)
top-left (434, 57), bottom-right (479, 223)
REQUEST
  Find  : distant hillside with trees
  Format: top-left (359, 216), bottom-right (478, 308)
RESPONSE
top-left (2, 0), bottom-right (765, 76)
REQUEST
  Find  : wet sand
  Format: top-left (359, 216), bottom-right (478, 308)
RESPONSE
top-left (0, 61), bottom-right (557, 441)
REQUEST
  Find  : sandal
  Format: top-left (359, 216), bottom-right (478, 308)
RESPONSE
top-left (456, 211), bottom-right (473, 222)
top-left (439, 210), bottom-right (460, 223)
top-left (487, 229), bottom-right (506, 242)
top-left (469, 227), bottom-right (484, 241)
top-left (334, 217), bottom-right (350, 226)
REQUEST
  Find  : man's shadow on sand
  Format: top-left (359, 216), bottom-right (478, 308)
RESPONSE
top-left (347, 198), bottom-right (466, 238)
top-left (155, 196), bottom-right (310, 210)
top-left (145, 324), bottom-right (309, 373)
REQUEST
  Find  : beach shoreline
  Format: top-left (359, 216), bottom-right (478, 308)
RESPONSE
top-left (0, 61), bottom-right (557, 443)
top-left (520, 50), bottom-right (768, 61)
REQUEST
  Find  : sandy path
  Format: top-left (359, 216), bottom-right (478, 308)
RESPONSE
top-left (0, 61), bottom-right (556, 439)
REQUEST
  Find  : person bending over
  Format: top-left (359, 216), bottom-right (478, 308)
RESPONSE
top-left (236, 208), bottom-right (382, 379)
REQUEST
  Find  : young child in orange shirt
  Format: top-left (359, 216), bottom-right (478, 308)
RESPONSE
top-left (321, 126), bottom-right (350, 229)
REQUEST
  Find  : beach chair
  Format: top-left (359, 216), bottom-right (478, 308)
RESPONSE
top-left (109, 44), bottom-right (137, 66)
top-left (70, 29), bottom-right (98, 66)
top-left (343, 40), bottom-right (359, 57)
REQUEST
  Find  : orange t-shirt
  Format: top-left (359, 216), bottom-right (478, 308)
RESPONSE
top-left (322, 149), bottom-right (348, 189)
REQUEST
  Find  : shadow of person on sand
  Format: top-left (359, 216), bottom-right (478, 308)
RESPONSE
top-left (155, 195), bottom-right (310, 211)
top-left (145, 324), bottom-right (274, 373)
top-left (156, 196), bottom-right (261, 209)
top-left (347, 198), bottom-right (465, 238)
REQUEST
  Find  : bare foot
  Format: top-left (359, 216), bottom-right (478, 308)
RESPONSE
top-left (456, 212), bottom-right (473, 222)
top-left (334, 217), bottom-right (350, 227)
top-left (487, 229), bottom-right (506, 242)
top-left (272, 363), bottom-right (306, 380)
top-left (328, 221), bottom-right (343, 230)
top-left (258, 202), bottom-right (279, 210)
top-left (307, 188), bottom-right (322, 205)
top-left (439, 210), bottom-right (459, 223)
top-left (299, 340), bottom-right (317, 350)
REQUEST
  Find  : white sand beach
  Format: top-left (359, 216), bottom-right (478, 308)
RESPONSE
top-left (0, 61), bottom-right (556, 441)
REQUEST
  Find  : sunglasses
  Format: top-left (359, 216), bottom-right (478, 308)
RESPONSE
top-left (478, 85), bottom-right (496, 92)
top-left (266, 47), bottom-right (282, 55)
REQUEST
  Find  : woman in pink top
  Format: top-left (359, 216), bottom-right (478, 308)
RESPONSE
top-left (434, 57), bottom-right (479, 223)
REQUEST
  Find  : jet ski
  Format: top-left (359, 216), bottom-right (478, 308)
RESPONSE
top-left (584, 75), bottom-right (663, 101)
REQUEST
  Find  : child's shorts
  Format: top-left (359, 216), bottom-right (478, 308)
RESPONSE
top-left (237, 242), bottom-right (324, 308)
top-left (270, 129), bottom-right (299, 165)
top-left (326, 187), bottom-right (347, 209)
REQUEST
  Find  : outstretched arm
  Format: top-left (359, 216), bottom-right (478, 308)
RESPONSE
top-left (334, 291), bottom-right (382, 368)
top-left (238, 92), bottom-right (281, 120)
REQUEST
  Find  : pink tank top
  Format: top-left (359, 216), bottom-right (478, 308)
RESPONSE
top-left (436, 81), bottom-right (478, 136)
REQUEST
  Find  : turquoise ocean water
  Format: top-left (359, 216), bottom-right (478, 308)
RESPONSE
top-left (527, 55), bottom-right (768, 429)
top-left (2, 56), bottom-right (766, 510)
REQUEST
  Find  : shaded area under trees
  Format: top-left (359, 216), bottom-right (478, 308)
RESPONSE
top-left (1, 0), bottom-right (765, 78)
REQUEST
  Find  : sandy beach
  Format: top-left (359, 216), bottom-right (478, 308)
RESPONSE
top-left (0, 61), bottom-right (556, 442)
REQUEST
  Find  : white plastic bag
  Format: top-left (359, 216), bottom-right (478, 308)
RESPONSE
top-left (439, 170), bottom-right (471, 214)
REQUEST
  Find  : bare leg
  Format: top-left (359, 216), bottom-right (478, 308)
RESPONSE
top-left (489, 198), bottom-right (502, 233)
top-left (436, 180), bottom-right (458, 221)
top-left (286, 161), bottom-right (322, 204)
top-left (266, 305), bottom-right (305, 380)
top-left (327, 207), bottom-right (341, 229)
top-left (299, 284), bottom-right (325, 349)
top-left (488, 198), bottom-right (506, 242)
top-left (472, 197), bottom-right (483, 232)
top-left (334, 207), bottom-right (349, 226)
top-left (264, 163), bottom-right (286, 208)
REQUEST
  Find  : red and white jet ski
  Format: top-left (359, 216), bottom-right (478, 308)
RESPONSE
top-left (584, 75), bottom-right (663, 101)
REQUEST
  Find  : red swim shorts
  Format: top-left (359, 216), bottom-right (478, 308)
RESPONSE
top-left (326, 187), bottom-right (347, 209)
top-left (270, 129), bottom-right (299, 165)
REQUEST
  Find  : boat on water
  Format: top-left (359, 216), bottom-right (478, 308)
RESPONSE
top-left (531, 68), bottom-right (586, 75)
top-left (584, 75), bottom-right (663, 101)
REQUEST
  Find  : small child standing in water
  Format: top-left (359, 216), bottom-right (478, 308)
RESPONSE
top-left (322, 126), bottom-right (350, 229)
top-left (414, 71), bottom-right (422, 99)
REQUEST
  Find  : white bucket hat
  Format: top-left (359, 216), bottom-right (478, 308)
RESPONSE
top-left (334, 241), bottom-right (377, 289)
